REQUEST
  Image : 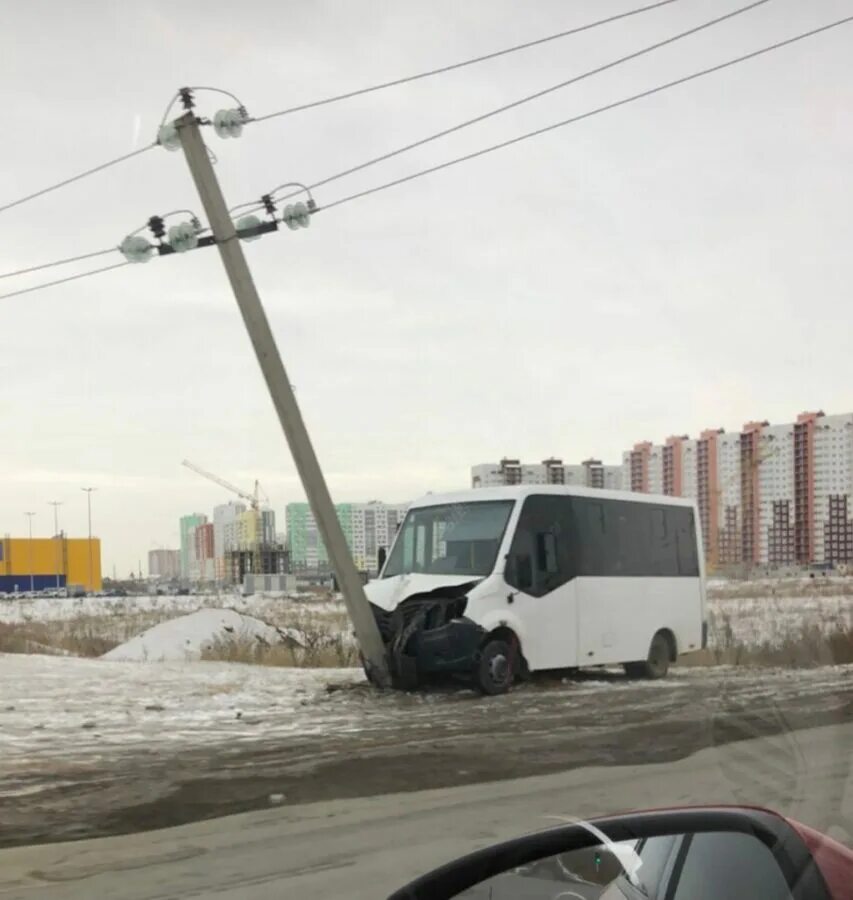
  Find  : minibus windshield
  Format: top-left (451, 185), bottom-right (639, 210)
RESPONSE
top-left (382, 500), bottom-right (514, 578)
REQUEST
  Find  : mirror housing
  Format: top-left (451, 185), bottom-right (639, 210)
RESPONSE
top-left (505, 553), bottom-right (532, 591)
top-left (389, 807), bottom-right (848, 899)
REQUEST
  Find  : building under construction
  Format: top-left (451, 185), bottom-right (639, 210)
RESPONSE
top-left (181, 460), bottom-right (291, 586)
top-left (226, 545), bottom-right (289, 585)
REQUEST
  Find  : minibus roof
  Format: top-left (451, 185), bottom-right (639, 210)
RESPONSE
top-left (407, 484), bottom-right (698, 510)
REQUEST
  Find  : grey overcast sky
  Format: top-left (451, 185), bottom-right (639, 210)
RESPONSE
top-left (1, 0), bottom-right (851, 575)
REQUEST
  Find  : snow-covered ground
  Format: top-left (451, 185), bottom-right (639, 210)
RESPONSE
top-left (2, 651), bottom-right (850, 823)
top-left (0, 591), bottom-right (340, 627)
top-left (0, 654), bottom-right (365, 776)
top-left (2, 579), bottom-right (849, 847)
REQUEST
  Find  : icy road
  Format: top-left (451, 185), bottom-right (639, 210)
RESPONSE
top-left (1, 653), bottom-right (851, 848)
top-left (1, 723), bottom-right (852, 900)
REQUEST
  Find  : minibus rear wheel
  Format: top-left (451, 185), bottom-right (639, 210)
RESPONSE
top-left (625, 631), bottom-right (671, 680)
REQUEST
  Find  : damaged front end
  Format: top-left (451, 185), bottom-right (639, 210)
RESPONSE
top-left (369, 581), bottom-right (485, 689)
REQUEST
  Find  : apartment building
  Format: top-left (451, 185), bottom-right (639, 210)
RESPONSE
top-left (286, 501), bottom-right (409, 575)
top-left (147, 548), bottom-right (180, 580)
top-left (179, 513), bottom-right (207, 579)
top-left (212, 501), bottom-right (246, 581)
top-left (472, 458), bottom-right (622, 491)
top-left (623, 410), bottom-right (853, 568)
top-left (193, 522), bottom-right (216, 582)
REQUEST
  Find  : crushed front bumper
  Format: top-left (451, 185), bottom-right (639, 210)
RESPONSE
top-left (369, 598), bottom-right (486, 686)
top-left (410, 618), bottom-right (485, 673)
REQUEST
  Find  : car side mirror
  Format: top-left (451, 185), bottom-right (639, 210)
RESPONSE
top-left (388, 807), bottom-right (849, 899)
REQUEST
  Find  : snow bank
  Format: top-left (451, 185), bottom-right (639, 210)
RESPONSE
top-left (102, 608), bottom-right (299, 662)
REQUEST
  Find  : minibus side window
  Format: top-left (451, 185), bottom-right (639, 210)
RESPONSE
top-left (674, 509), bottom-right (700, 576)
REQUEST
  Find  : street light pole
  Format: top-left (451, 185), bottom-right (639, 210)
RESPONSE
top-left (175, 111), bottom-right (391, 688)
top-left (49, 501), bottom-right (63, 591)
top-left (24, 512), bottom-right (36, 594)
top-left (81, 487), bottom-right (96, 593)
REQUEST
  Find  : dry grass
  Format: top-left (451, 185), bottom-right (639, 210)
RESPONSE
top-left (0, 621), bottom-right (118, 657)
top-left (680, 619), bottom-right (853, 668)
top-left (708, 577), bottom-right (853, 599)
top-left (4, 584), bottom-right (852, 672)
top-left (200, 623), bottom-right (358, 669)
top-left (0, 611), bottom-right (179, 658)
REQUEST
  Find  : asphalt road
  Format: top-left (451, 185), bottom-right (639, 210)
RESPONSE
top-left (1, 721), bottom-right (851, 900)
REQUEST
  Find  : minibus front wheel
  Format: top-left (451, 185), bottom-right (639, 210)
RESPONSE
top-left (474, 637), bottom-right (516, 695)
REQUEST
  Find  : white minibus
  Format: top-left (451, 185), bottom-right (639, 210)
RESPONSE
top-left (364, 485), bottom-right (706, 693)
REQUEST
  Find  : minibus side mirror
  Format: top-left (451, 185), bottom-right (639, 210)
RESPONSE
top-left (506, 553), bottom-right (533, 591)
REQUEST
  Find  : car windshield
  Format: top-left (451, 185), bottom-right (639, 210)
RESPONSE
top-left (382, 500), bottom-right (514, 578)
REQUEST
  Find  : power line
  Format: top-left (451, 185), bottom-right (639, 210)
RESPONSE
top-left (250, 0), bottom-right (680, 123)
top-left (0, 247), bottom-right (116, 281)
top-left (0, 143), bottom-right (155, 217)
top-left (7, 14), bottom-right (850, 303)
top-left (0, 260), bottom-right (131, 302)
top-left (0, 2), bottom-right (746, 229)
top-left (299, 0), bottom-right (772, 196)
top-left (315, 15), bottom-right (853, 214)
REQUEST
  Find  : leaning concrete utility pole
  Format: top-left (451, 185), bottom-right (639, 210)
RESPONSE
top-left (175, 111), bottom-right (391, 688)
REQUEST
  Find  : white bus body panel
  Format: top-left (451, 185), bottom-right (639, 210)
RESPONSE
top-left (574, 576), bottom-right (703, 668)
top-left (465, 578), bottom-right (581, 671)
top-left (464, 575), bottom-right (702, 672)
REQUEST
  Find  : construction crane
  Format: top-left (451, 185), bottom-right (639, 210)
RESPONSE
top-left (182, 459), bottom-right (260, 509)
top-left (181, 460), bottom-right (265, 576)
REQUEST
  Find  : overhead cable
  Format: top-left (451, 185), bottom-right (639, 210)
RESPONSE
top-left (297, 0), bottom-right (772, 195)
top-left (0, 260), bottom-right (131, 302)
top-left (0, 144), bottom-right (155, 216)
top-left (315, 15), bottom-right (853, 213)
top-left (250, 0), bottom-right (681, 123)
top-left (0, 247), bottom-right (117, 280)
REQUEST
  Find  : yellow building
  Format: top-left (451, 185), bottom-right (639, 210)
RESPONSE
top-left (0, 537), bottom-right (102, 592)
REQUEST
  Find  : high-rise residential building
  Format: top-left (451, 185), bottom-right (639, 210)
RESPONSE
top-left (812, 413), bottom-right (853, 564)
top-left (286, 503), bottom-right (322, 571)
top-left (622, 410), bottom-right (853, 568)
top-left (472, 458), bottom-right (622, 491)
top-left (147, 549), bottom-right (180, 580)
top-left (179, 513), bottom-right (207, 579)
top-left (193, 522), bottom-right (216, 582)
top-left (235, 508), bottom-right (276, 550)
top-left (213, 501), bottom-right (246, 579)
top-left (286, 501), bottom-right (408, 575)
